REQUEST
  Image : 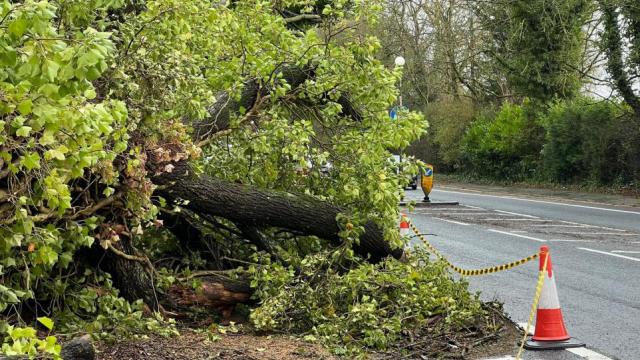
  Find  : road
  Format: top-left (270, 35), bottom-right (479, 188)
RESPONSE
top-left (402, 187), bottom-right (640, 360)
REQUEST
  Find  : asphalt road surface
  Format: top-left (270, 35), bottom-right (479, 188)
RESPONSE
top-left (402, 187), bottom-right (640, 360)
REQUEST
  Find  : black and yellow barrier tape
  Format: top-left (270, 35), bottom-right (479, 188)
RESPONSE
top-left (515, 249), bottom-right (548, 360)
top-left (407, 220), bottom-right (539, 276)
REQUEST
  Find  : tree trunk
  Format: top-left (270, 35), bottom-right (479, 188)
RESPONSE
top-left (155, 162), bottom-right (402, 263)
top-left (97, 237), bottom-right (159, 310)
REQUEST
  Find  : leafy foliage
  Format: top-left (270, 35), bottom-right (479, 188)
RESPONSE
top-left (1, 0), bottom-right (128, 318)
top-left (541, 98), bottom-right (640, 184)
top-left (1, 317), bottom-right (60, 359)
top-left (248, 248), bottom-right (484, 357)
top-left (407, 98), bottom-right (477, 172)
top-left (1, 0), bottom-right (440, 357)
top-left (461, 101), bottom-right (544, 181)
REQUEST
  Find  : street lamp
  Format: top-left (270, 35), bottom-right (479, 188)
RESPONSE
top-left (394, 56), bottom-right (405, 67)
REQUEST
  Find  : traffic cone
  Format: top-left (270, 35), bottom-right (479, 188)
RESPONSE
top-left (524, 246), bottom-right (584, 350)
top-left (399, 213), bottom-right (411, 237)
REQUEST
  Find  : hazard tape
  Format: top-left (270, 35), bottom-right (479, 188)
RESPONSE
top-left (407, 221), bottom-right (538, 276)
top-left (403, 218), bottom-right (547, 359)
top-left (515, 251), bottom-right (548, 360)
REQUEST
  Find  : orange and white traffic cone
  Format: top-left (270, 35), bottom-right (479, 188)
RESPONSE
top-left (525, 246), bottom-right (584, 350)
top-left (399, 213), bottom-right (411, 238)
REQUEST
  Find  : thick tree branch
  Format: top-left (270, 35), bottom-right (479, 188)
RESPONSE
top-left (154, 162), bottom-right (402, 263)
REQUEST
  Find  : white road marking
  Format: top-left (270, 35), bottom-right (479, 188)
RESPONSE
top-left (611, 250), bottom-right (640, 254)
top-left (481, 218), bottom-right (549, 222)
top-left (558, 220), bottom-right (626, 232)
top-left (479, 357), bottom-right (515, 360)
top-left (415, 207), bottom-right (482, 211)
top-left (432, 217), bottom-right (470, 226)
top-left (567, 347), bottom-right (614, 360)
top-left (530, 224), bottom-right (590, 228)
top-left (433, 189), bottom-right (640, 215)
top-left (494, 210), bottom-right (540, 218)
top-left (513, 324), bottom-right (613, 360)
top-left (414, 209), bottom-right (485, 213)
top-left (488, 229), bottom-right (547, 242)
top-left (426, 212), bottom-right (521, 216)
top-left (557, 232), bottom-right (638, 236)
top-left (578, 247), bottom-right (640, 262)
top-left (465, 205), bottom-right (486, 210)
top-left (549, 239), bottom-right (595, 242)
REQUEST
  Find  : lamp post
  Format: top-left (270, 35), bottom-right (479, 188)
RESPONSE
top-left (394, 56), bottom-right (405, 112)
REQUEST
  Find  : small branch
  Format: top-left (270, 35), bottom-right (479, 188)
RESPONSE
top-left (69, 193), bottom-right (121, 220)
top-left (107, 242), bottom-right (148, 263)
top-left (284, 14), bottom-right (322, 24)
top-left (177, 270), bottom-right (233, 281)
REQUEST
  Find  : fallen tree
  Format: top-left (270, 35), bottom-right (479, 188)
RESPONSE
top-left (1, 1), bottom-right (440, 357)
top-left (94, 62), bottom-right (404, 312)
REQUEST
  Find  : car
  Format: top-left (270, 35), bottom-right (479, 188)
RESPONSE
top-left (390, 155), bottom-right (418, 190)
top-left (408, 174), bottom-right (418, 190)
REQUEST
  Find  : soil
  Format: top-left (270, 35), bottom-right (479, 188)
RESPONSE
top-left (370, 302), bottom-right (522, 359)
top-left (96, 331), bottom-right (336, 360)
top-left (95, 303), bottom-right (522, 359)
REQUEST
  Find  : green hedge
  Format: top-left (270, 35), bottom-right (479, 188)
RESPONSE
top-left (460, 101), bottom-right (544, 181)
top-left (540, 99), bottom-right (640, 185)
top-left (421, 98), bottom-right (640, 187)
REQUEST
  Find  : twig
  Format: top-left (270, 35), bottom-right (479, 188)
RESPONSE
top-left (284, 14), bottom-right (322, 24)
top-left (107, 243), bottom-right (148, 263)
top-left (69, 193), bottom-right (121, 220)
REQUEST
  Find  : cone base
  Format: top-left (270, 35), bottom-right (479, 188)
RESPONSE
top-left (524, 337), bottom-right (585, 350)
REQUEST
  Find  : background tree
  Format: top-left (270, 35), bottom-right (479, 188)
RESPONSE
top-left (599, 0), bottom-right (640, 122)
top-left (480, 0), bottom-right (593, 102)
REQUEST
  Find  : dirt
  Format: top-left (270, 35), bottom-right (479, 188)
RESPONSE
top-left (95, 302), bottom-right (522, 359)
top-left (96, 330), bottom-right (336, 360)
top-left (370, 302), bottom-right (522, 359)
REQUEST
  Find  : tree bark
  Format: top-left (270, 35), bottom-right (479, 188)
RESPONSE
top-left (191, 66), bottom-right (312, 140)
top-left (168, 274), bottom-right (252, 321)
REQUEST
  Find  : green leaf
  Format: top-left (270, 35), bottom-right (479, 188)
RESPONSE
top-left (16, 126), bottom-right (31, 137)
top-left (0, 46), bottom-right (17, 66)
top-left (17, 100), bottom-right (32, 115)
top-left (84, 88), bottom-right (97, 100)
top-left (38, 84), bottom-right (59, 97)
top-left (37, 317), bottom-right (54, 331)
top-left (44, 60), bottom-right (60, 82)
top-left (8, 17), bottom-right (27, 38)
top-left (45, 149), bottom-right (65, 161)
top-left (20, 152), bottom-right (41, 171)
